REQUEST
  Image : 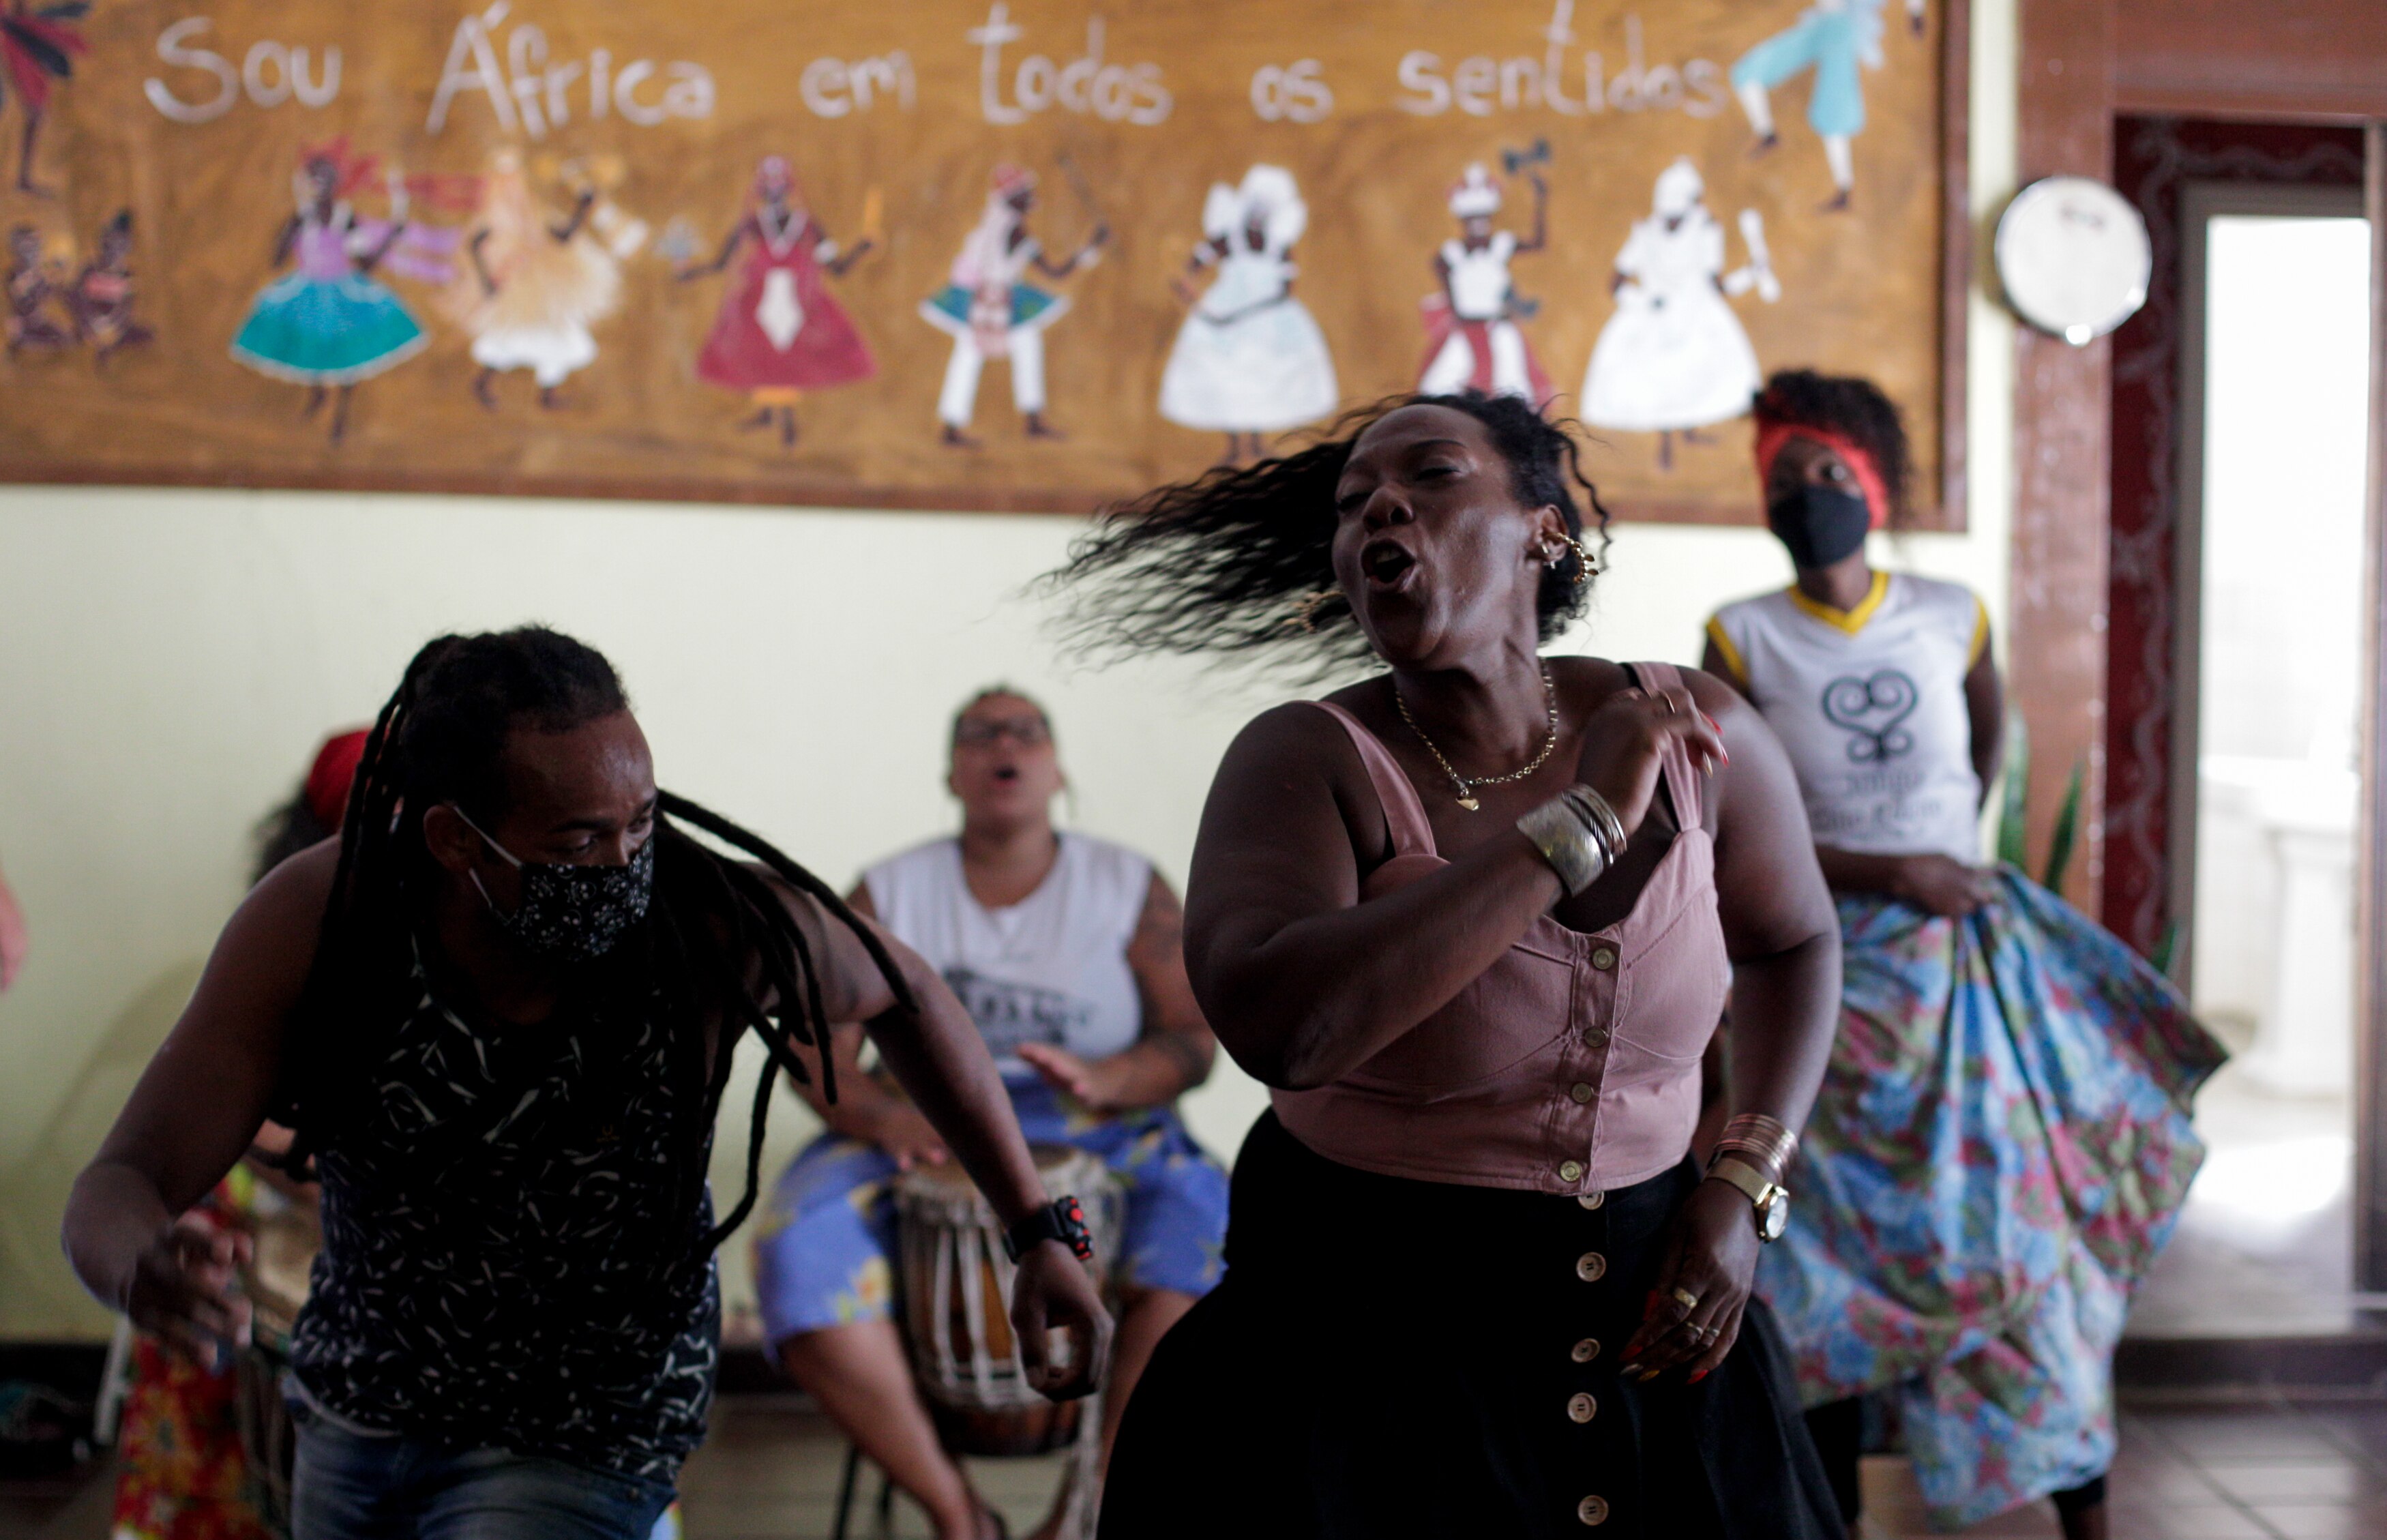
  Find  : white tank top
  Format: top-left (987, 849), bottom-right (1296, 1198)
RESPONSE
top-left (1706, 572), bottom-right (1990, 863)
top-left (862, 833), bottom-right (1152, 1081)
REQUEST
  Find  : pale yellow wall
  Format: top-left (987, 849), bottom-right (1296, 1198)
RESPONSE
top-left (0, 0), bottom-right (2018, 1341)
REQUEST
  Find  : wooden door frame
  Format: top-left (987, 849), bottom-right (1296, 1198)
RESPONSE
top-left (2017, 0), bottom-right (2387, 1283)
top-left (2013, 0), bottom-right (2118, 913)
top-left (2357, 123), bottom-right (2387, 1290)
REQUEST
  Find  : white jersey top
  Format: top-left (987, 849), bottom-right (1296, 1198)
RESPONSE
top-left (862, 833), bottom-right (1152, 1082)
top-left (1706, 572), bottom-right (1990, 863)
top-left (1442, 232), bottom-right (1517, 321)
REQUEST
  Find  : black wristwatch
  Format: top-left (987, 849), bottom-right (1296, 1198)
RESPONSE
top-left (1003, 1196), bottom-right (1094, 1263)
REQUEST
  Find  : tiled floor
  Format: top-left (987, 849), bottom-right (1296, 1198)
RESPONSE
top-left (676, 1400), bottom-right (1074, 1539)
top-left (1851, 1399), bottom-right (2387, 1540)
top-left (2129, 1065), bottom-right (2373, 1342)
top-left (670, 1395), bottom-right (2387, 1540)
top-left (8, 1394), bottom-right (2386, 1540)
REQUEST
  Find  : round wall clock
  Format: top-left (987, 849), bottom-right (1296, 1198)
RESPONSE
top-left (1993, 175), bottom-right (2154, 346)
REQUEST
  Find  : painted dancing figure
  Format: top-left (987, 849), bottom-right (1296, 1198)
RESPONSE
top-left (683, 156), bottom-right (876, 450)
top-left (1417, 164), bottom-right (1553, 406)
top-left (1732, 0), bottom-right (1926, 212)
top-left (1157, 164), bottom-right (1339, 465)
top-left (5, 222), bottom-right (70, 355)
top-left (921, 164), bottom-right (1108, 449)
top-left (228, 144), bottom-right (459, 445)
top-left (447, 149), bottom-right (638, 412)
top-left (68, 210), bottom-right (153, 366)
top-left (0, 0), bottom-right (87, 196)
top-left (1581, 158), bottom-right (1780, 470)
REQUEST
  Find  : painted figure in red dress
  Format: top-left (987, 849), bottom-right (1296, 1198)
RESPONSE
top-left (680, 156), bottom-right (876, 450)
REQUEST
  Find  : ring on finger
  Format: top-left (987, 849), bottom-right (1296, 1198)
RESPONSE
top-left (1669, 1286), bottom-right (1701, 1312)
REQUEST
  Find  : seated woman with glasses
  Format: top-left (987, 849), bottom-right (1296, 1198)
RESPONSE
top-left (754, 686), bottom-right (1228, 1540)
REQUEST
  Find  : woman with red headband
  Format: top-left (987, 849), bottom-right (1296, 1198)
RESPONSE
top-left (1702, 370), bottom-right (2222, 1539)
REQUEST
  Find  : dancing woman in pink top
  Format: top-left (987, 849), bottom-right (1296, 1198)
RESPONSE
top-left (1050, 391), bottom-right (1845, 1538)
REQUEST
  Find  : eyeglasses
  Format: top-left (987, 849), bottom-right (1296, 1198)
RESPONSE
top-left (954, 717), bottom-right (1051, 748)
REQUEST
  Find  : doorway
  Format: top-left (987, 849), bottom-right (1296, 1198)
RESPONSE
top-left (2127, 181), bottom-right (2375, 1337)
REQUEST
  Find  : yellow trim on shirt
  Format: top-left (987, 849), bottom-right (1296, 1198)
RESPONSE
top-left (1785, 569), bottom-right (1891, 636)
top-left (1967, 596), bottom-right (1991, 668)
top-left (1704, 615), bottom-right (1750, 690)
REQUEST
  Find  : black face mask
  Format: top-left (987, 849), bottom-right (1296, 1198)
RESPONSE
top-left (1767, 483), bottom-right (1872, 569)
top-left (454, 808), bottom-right (655, 964)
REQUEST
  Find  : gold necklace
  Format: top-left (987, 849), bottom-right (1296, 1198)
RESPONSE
top-left (1393, 664), bottom-right (1559, 812)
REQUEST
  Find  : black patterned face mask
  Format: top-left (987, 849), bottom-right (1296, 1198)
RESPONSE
top-left (453, 808), bottom-right (655, 964)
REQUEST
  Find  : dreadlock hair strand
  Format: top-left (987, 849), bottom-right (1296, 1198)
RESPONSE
top-left (1042, 391), bottom-right (1614, 679)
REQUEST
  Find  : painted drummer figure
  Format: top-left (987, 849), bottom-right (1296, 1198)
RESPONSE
top-left (756, 687), bottom-right (1227, 1540)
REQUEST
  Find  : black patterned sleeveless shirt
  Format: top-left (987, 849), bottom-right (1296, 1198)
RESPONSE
top-left (288, 949), bottom-right (719, 1477)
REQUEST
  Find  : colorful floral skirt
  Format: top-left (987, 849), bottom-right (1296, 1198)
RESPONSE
top-left (110, 1339), bottom-right (276, 1540)
top-left (1756, 868), bottom-right (2224, 1528)
top-left (230, 274), bottom-right (427, 386)
top-left (752, 1078), bottom-right (1228, 1346)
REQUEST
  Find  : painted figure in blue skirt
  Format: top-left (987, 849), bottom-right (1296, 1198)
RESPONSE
top-left (1732, 0), bottom-right (1925, 211)
top-left (919, 164), bottom-right (1108, 448)
top-left (230, 143), bottom-right (458, 443)
top-left (756, 686), bottom-right (1226, 1540)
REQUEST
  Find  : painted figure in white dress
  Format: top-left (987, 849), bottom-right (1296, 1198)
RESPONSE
top-left (1417, 163), bottom-right (1552, 406)
top-left (444, 149), bottom-right (643, 412)
top-left (1581, 157), bottom-right (1782, 469)
top-left (919, 164), bottom-right (1108, 448)
top-left (1158, 164), bottom-right (1339, 464)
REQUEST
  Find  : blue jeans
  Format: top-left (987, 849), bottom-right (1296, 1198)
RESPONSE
top-left (290, 1400), bottom-right (676, 1540)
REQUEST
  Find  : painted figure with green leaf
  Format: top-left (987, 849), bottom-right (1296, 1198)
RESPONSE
top-left (1702, 370), bottom-right (2225, 1539)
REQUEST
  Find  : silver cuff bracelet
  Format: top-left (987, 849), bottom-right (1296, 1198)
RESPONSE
top-left (1518, 792), bottom-right (1605, 897)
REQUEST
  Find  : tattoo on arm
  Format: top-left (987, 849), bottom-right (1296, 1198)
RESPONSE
top-left (1129, 878), bottom-right (1185, 960)
top-left (1127, 875), bottom-right (1213, 1095)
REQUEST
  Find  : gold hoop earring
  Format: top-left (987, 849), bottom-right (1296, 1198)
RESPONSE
top-left (1570, 534), bottom-right (1601, 582)
top-left (1543, 535), bottom-right (1599, 586)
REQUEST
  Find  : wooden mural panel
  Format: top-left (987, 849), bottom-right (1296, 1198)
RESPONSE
top-left (0, 0), bottom-right (1958, 522)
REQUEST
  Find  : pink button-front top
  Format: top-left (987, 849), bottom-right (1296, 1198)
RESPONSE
top-left (1271, 661), bottom-right (1731, 1194)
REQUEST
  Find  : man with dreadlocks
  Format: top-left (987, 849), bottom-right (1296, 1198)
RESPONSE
top-left (64, 627), bottom-right (1110, 1540)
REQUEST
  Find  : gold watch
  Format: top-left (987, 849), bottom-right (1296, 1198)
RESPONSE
top-left (1705, 1155), bottom-right (1790, 1243)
